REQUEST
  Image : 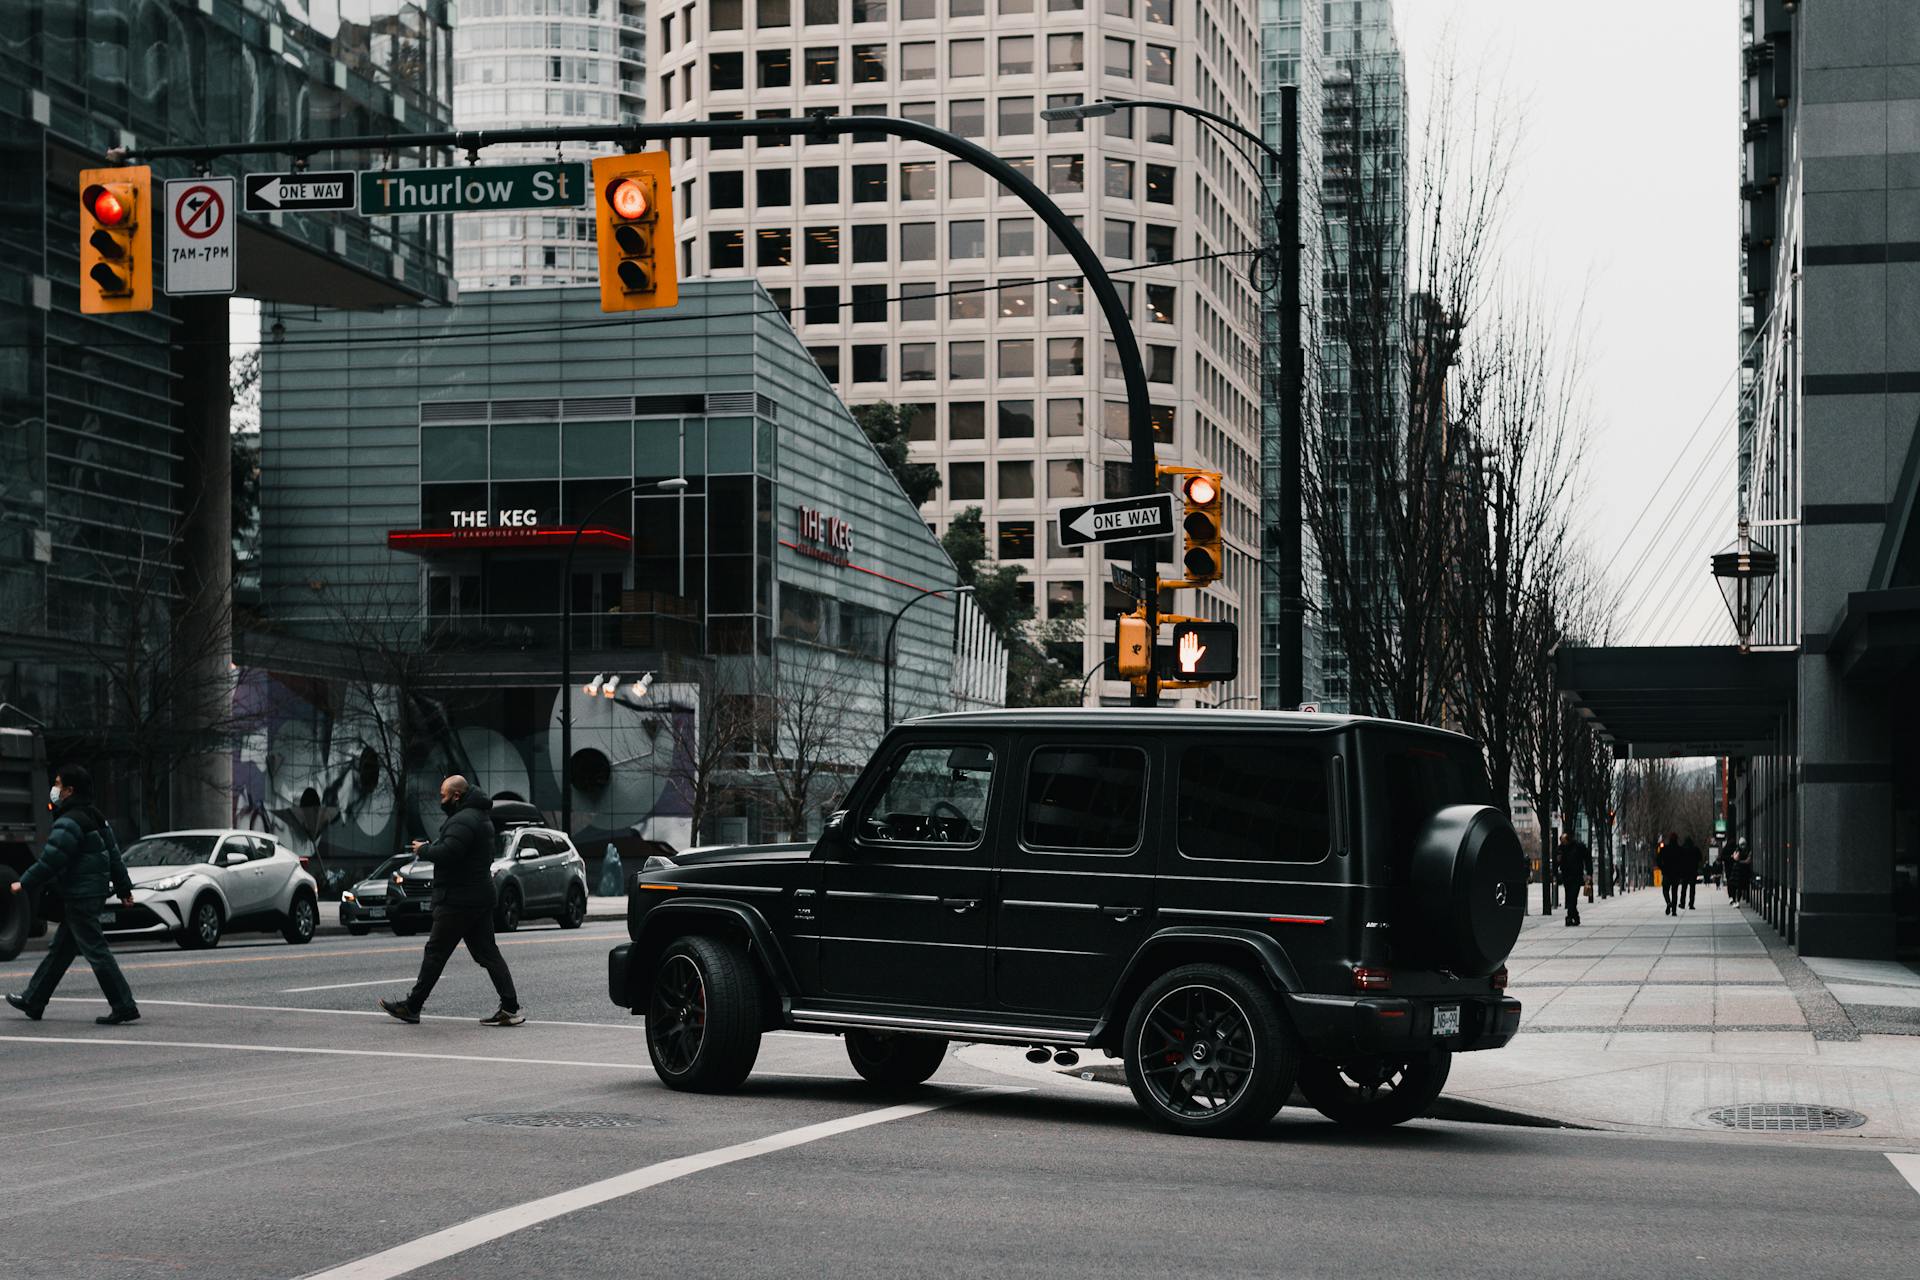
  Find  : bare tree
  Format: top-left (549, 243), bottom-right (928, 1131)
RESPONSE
top-left (646, 668), bottom-right (761, 846)
top-left (755, 646), bottom-right (884, 841)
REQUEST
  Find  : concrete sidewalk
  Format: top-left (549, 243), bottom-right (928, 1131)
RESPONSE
top-left (1447, 886), bottom-right (1920, 1145)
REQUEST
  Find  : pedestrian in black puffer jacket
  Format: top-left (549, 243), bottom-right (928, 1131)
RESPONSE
top-left (381, 776), bottom-right (522, 1027)
top-left (6, 764), bottom-right (140, 1025)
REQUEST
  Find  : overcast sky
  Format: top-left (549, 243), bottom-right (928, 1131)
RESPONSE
top-left (1396, 1), bottom-right (1740, 645)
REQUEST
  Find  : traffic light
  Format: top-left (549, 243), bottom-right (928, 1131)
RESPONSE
top-left (592, 152), bottom-right (677, 313)
top-left (1157, 621), bottom-right (1239, 681)
top-left (1178, 470), bottom-right (1224, 585)
top-left (1115, 613), bottom-right (1151, 677)
top-left (78, 166), bottom-right (152, 314)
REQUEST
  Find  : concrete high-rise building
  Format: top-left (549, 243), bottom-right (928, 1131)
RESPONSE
top-left (656, 0), bottom-right (1267, 704)
top-left (451, 0), bottom-right (649, 288)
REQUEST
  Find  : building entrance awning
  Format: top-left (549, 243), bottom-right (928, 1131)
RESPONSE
top-left (387, 527), bottom-right (632, 554)
top-left (1555, 645), bottom-right (1796, 758)
top-left (1822, 587), bottom-right (1920, 681)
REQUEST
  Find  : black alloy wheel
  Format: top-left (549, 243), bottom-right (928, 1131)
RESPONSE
top-left (282, 894), bottom-right (317, 944)
top-left (1123, 963), bottom-right (1296, 1138)
top-left (1296, 1052), bottom-right (1453, 1130)
top-left (179, 897), bottom-right (223, 950)
top-left (495, 886), bottom-right (522, 933)
top-left (559, 884), bottom-right (587, 929)
top-left (644, 935), bottom-right (763, 1092)
top-left (392, 919), bottom-right (419, 937)
top-left (845, 1031), bottom-right (948, 1089)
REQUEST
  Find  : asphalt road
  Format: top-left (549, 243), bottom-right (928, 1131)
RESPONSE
top-left (2, 923), bottom-right (1917, 1280)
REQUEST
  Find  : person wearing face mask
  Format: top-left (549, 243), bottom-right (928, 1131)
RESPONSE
top-left (380, 774), bottom-right (522, 1027)
top-left (6, 764), bottom-right (139, 1025)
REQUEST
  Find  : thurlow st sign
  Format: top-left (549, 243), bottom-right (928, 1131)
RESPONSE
top-left (358, 163), bottom-right (586, 215)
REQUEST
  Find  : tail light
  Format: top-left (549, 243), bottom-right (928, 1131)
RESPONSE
top-left (1491, 966), bottom-right (1509, 992)
top-left (1352, 965), bottom-right (1392, 992)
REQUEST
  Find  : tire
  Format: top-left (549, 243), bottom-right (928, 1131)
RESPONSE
top-left (645, 935), bottom-right (763, 1093)
top-left (494, 886), bottom-right (522, 934)
top-left (281, 893), bottom-right (318, 945)
top-left (392, 920), bottom-right (419, 937)
top-left (178, 896), bottom-right (223, 950)
top-left (1297, 1051), bottom-right (1453, 1130)
top-left (347, 924), bottom-right (372, 937)
top-left (558, 884), bottom-right (587, 930)
top-left (845, 1031), bottom-right (948, 1090)
top-left (1122, 963), bottom-right (1297, 1138)
top-left (1404, 805), bottom-right (1527, 977)
top-left (0, 879), bottom-right (32, 963)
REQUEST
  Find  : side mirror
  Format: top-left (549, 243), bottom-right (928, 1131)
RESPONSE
top-left (817, 810), bottom-right (851, 857)
top-left (219, 850), bottom-right (249, 868)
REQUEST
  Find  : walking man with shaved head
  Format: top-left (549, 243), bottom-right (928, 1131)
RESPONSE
top-left (382, 775), bottom-right (523, 1027)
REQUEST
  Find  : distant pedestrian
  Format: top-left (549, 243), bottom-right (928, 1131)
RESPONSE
top-left (1679, 835), bottom-right (1703, 910)
top-left (598, 843), bottom-right (624, 897)
top-left (1729, 845), bottom-right (1753, 906)
top-left (381, 775), bottom-right (522, 1027)
top-left (5, 765), bottom-right (140, 1025)
top-left (1556, 830), bottom-right (1591, 927)
top-left (1657, 832), bottom-right (1682, 916)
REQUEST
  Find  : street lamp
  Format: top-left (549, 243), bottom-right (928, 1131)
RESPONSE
top-left (1080, 657), bottom-right (1110, 703)
top-left (561, 477), bottom-right (686, 837)
top-left (882, 584), bottom-right (974, 729)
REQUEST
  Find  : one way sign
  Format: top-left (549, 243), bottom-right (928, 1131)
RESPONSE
top-left (244, 171), bottom-right (358, 213)
top-left (1056, 493), bottom-right (1176, 548)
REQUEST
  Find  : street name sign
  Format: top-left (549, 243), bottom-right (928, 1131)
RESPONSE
top-left (163, 176), bottom-right (235, 296)
top-left (1057, 493), bottom-right (1176, 548)
top-left (359, 163), bottom-right (586, 215)
top-left (244, 171), bottom-right (357, 213)
top-left (1110, 565), bottom-right (1148, 599)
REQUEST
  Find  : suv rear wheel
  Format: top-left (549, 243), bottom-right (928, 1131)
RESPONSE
top-left (1297, 1051), bottom-right (1452, 1129)
top-left (1122, 963), bottom-right (1297, 1138)
top-left (645, 936), bottom-right (763, 1092)
top-left (845, 1031), bottom-right (947, 1090)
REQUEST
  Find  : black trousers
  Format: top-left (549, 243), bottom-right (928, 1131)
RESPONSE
top-left (1561, 886), bottom-right (1581, 923)
top-left (1682, 879), bottom-right (1697, 909)
top-left (22, 894), bottom-right (136, 1014)
top-left (407, 905), bottom-right (518, 1013)
top-left (1662, 880), bottom-right (1679, 913)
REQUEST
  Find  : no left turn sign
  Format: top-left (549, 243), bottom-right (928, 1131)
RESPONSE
top-left (164, 176), bottom-right (236, 296)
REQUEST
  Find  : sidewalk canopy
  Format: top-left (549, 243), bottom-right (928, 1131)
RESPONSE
top-left (1554, 645), bottom-right (1796, 758)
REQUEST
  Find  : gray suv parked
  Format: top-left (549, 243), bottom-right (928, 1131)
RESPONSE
top-left (389, 801), bottom-right (589, 934)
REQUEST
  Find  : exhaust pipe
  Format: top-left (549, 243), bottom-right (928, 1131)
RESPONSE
top-left (1053, 1049), bottom-right (1080, 1068)
top-left (1025, 1046), bottom-right (1051, 1064)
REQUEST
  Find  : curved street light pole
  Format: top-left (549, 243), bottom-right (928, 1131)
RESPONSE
top-left (883, 584), bottom-right (972, 730)
top-left (1080, 658), bottom-right (1110, 703)
top-left (560, 477), bottom-right (686, 837)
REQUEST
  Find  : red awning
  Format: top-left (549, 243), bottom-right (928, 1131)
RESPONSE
top-left (386, 527), bottom-right (632, 554)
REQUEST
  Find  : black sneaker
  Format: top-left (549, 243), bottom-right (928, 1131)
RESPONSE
top-left (6, 994), bottom-right (42, 1021)
top-left (380, 998), bottom-right (421, 1025)
top-left (479, 1008), bottom-right (525, 1027)
top-left (95, 1007), bottom-right (140, 1026)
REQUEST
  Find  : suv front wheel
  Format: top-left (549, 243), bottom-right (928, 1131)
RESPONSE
top-left (1297, 1051), bottom-right (1452, 1129)
top-left (1122, 963), bottom-right (1298, 1138)
top-left (645, 936), bottom-right (764, 1092)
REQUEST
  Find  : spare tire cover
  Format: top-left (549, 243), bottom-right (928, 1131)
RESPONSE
top-left (1407, 804), bottom-right (1527, 977)
top-left (0, 881), bottom-right (33, 963)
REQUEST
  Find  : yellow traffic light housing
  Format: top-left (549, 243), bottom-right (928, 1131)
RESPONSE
top-left (1156, 465), bottom-right (1224, 588)
top-left (593, 152), bottom-right (677, 312)
top-left (1115, 612), bottom-right (1151, 677)
top-left (78, 166), bottom-right (152, 314)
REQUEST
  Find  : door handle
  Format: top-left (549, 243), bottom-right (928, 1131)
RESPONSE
top-left (1101, 905), bottom-right (1144, 921)
top-left (941, 897), bottom-right (981, 914)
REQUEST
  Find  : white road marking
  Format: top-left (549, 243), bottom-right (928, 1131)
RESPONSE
top-left (282, 979), bottom-right (411, 993)
top-left (302, 1090), bottom-right (1020, 1280)
top-left (1888, 1153), bottom-right (1920, 1199)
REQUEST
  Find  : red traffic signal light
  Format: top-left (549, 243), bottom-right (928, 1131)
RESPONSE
top-left (77, 166), bottom-right (152, 314)
top-left (593, 153), bottom-right (678, 313)
top-left (90, 186), bottom-right (130, 226)
top-left (606, 177), bottom-right (649, 221)
top-left (1183, 473), bottom-right (1218, 507)
top-left (1176, 469), bottom-right (1224, 585)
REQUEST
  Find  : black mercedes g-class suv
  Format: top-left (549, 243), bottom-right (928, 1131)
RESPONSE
top-left (608, 709), bottom-right (1526, 1137)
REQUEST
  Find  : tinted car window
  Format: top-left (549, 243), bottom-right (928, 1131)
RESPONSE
top-left (1177, 743), bottom-right (1329, 863)
top-left (857, 744), bottom-right (994, 846)
top-left (1021, 745), bottom-right (1145, 852)
top-left (1383, 742), bottom-right (1494, 867)
top-left (122, 835), bottom-right (219, 867)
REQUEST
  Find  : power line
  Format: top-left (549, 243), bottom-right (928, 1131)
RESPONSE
top-left (1624, 454), bottom-right (1739, 643)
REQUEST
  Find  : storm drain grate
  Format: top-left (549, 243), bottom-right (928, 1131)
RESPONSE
top-left (1703, 1103), bottom-right (1867, 1132)
top-left (468, 1112), bottom-right (658, 1130)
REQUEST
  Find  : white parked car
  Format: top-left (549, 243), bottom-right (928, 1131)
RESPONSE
top-left (109, 830), bottom-right (320, 949)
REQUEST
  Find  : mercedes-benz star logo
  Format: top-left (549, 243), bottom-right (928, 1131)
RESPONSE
top-left (1494, 883), bottom-right (1509, 908)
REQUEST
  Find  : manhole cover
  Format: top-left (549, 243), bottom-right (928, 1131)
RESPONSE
top-left (467, 1112), bottom-right (658, 1130)
top-left (1703, 1103), bottom-right (1867, 1132)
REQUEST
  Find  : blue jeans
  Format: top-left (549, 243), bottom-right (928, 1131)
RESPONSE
top-left (22, 894), bottom-right (136, 1014)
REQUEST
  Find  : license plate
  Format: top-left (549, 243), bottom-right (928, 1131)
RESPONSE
top-left (1434, 1005), bottom-right (1461, 1037)
top-left (99, 912), bottom-right (116, 925)
top-left (365, 908), bottom-right (385, 919)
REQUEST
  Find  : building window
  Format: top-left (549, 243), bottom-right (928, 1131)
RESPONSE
top-left (999, 36), bottom-right (1034, 75)
top-left (852, 223), bottom-right (888, 261)
top-left (1102, 106), bottom-right (1132, 141)
top-left (1000, 0), bottom-right (1033, 10)
top-left (901, 342), bottom-right (938, 380)
top-left (852, 43), bottom-right (887, 81)
top-left (997, 278), bottom-right (1034, 317)
top-left (901, 100), bottom-right (937, 125)
top-left (1144, 105), bottom-right (1175, 145)
top-left (949, 462), bottom-right (986, 499)
top-left (755, 108), bottom-right (792, 147)
top-left (998, 340), bottom-right (1035, 379)
top-left (1145, 223), bottom-right (1174, 262)
top-left (1047, 278), bottom-right (1084, 316)
top-left (851, 343), bottom-right (887, 382)
top-left (805, 0), bottom-right (839, 21)
top-left (951, 161), bottom-right (986, 199)
top-left (950, 219), bottom-right (986, 259)
top-left (902, 0), bottom-right (935, 14)
top-left (809, 344), bottom-right (841, 381)
top-left (1145, 163), bottom-right (1174, 205)
top-left (900, 221), bottom-right (937, 260)
top-left (756, 48), bottom-right (791, 88)
top-left (998, 398), bottom-right (1036, 437)
top-left (805, 225), bottom-right (841, 263)
top-left (1047, 154), bottom-right (1085, 195)
top-left (852, 164), bottom-right (888, 201)
top-left (1047, 459), bottom-right (1085, 500)
top-left (950, 341), bottom-right (986, 379)
top-left (804, 285), bottom-right (842, 326)
top-left (952, 0), bottom-right (985, 15)
top-left (951, 280), bottom-right (988, 320)
top-left (713, 0), bottom-right (746, 29)
top-left (1047, 398), bottom-right (1084, 436)
top-left (901, 42), bottom-right (936, 80)
top-left (1146, 344), bottom-right (1175, 384)
top-left (803, 166), bottom-right (839, 204)
top-left (1046, 93), bottom-right (1083, 132)
top-left (1049, 0), bottom-right (1084, 8)
top-left (1151, 403), bottom-right (1174, 443)
top-left (997, 513), bottom-right (1036, 551)
top-left (850, 102), bottom-right (889, 142)
top-left (1047, 33), bottom-right (1084, 73)
top-left (998, 96), bottom-right (1034, 137)
top-left (711, 170), bottom-right (746, 209)
top-left (1146, 0), bottom-right (1171, 23)
top-left (904, 403), bottom-right (936, 440)
top-left (756, 169), bottom-right (793, 207)
top-left (1104, 218), bottom-right (1133, 259)
top-left (951, 39), bottom-right (986, 78)
top-left (900, 161), bottom-right (937, 201)
top-left (853, 0), bottom-right (889, 20)
top-left (852, 282), bottom-right (888, 323)
top-left (1104, 36), bottom-right (1133, 79)
top-left (758, 227), bottom-right (794, 266)
top-left (805, 46), bottom-right (839, 85)
top-left (709, 229), bottom-right (745, 268)
top-left (1047, 337), bottom-right (1084, 376)
top-left (1146, 283), bottom-right (1174, 324)
top-left (1105, 159), bottom-right (1134, 200)
top-left (950, 402), bottom-right (986, 439)
top-left (760, 0), bottom-right (792, 25)
top-left (711, 52), bottom-right (745, 91)
top-left (901, 281), bottom-right (938, 321)
top-left (1146, 44), bottom-right (1174, 85)
top-left (999, 218), bottom-right (1034, 257)
top-left (950, 98), bottom-right (987, 139)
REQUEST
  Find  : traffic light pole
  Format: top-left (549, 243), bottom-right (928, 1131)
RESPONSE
top-left (119, 115), bottom-right (1165, 705)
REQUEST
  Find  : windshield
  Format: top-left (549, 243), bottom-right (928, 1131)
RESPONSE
top-left (123, 835), bottom-right (219, 867)
top-left (368, 855), bottom-right (411, 881)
